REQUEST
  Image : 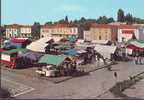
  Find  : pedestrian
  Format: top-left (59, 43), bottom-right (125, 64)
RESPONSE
top-left (135, 50), bottom-right (139, 64)
top-left (114, 72), bottom-right (117, 79)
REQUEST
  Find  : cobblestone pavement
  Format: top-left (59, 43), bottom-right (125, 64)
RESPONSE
top-left (1, 61), bottom-right (144, 99)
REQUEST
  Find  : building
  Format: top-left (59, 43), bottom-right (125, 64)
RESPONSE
top-left (5, 24), bottom-right (32, 38)
top-left (5, 24), bottom-right (20, 38)
top-left (40, 24), bottom-right (78, 38)
top-left (84, 24), bottom-right (118, 42)
top-left (138, 26), bottom-right (144, 40)
top-left (83, 31), bottom-right (91, 41)
top-left (117, 25), bottom-right (139, 42)
top-left (20, 25), bottom-right (32, 38)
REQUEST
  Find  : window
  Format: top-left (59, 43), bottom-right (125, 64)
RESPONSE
top-left (99, 36), bottom-right (101, 40)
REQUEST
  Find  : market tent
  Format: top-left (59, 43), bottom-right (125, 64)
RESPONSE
top-left (18, 52), bottom-right (43, 61)
top-left (11, 38), bottom-right (31, 43)
top-left (38, 54), bottom-right (68, 66)
top-left (2, 48), bottom-right (28, 55)
top-left (77, 49), bottom-right (87, 54)
top-left (68, 35), bottom-right (77, 43)
top-left (94, 45), bottom-right (117, 59)
top-left (26, 37), bottom-right (63, 52)
top-left (76, 39), bottom-right (84, 44)
top-left (64, 49), bottom-right (77, 56)
top-left (91, 40), bottom-right (109, 44)
top-left (26, 37), bottom-right (51, 52)
top-left (127, 39), bottom-right (144, 50)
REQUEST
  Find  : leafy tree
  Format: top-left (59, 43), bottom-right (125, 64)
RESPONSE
top-left (107, 17), bottom-right (115, 23)
top-left (0, 26), bottom-right (6, 36)
top-left (125, 13), bottom-right (133, 24)
top-left (79, 17), bottom-right (86, 24)
top-left (32, 22), bottom-right (41, 40)
top-left (117, 9), bottom-right (125, 22)
top-left (65, 16), bottom-right (69, 23)
top-left (45, 21), bottom-right (53, 25)
top-left (132, 34), bottom-right (136, 39)
top-left (96, 16), bottom-right (108, 24)
top-left (58, 19), bottom-right (65, 24)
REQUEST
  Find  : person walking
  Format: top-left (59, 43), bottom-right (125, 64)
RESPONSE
top-left (135, 50), bottom-right (139, 64)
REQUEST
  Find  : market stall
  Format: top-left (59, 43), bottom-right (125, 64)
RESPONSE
top-left (1, 48), bottom-right (28, 69)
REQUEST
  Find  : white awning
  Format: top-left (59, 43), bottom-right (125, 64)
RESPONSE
top-left (94, 45), bottom-right (117, 59)
top-left (26, 36), bottom-right (62, 52)
top-left (91, 40), bottom-right (109, 44)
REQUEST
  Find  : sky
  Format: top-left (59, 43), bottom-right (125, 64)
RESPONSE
top-left (2, 0), bottom-right (144, 25)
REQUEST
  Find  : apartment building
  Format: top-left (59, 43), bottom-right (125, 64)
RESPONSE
top-left (5, 24), bottom-right (32, 38)
top-left (40, 24), bottom-right (78, 38)
top-left (5, 24), bottom-right (20, 38)
top-left (84, 24), bottom-right (118, 42)
top-left (117, 25), bottom-right (138, 42)
top-left (20, 25), bottom-right (32, 37)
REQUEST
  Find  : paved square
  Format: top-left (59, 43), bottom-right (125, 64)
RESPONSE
top-left (1, 78), bottom-right (34, 97)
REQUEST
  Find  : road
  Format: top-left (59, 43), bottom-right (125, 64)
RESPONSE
top-left (1, 61), bottom-right (144, 99)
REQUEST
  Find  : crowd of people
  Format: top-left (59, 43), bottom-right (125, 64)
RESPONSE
top-left (133, 50), bottom-right (144, 65)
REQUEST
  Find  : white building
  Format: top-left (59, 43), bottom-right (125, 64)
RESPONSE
top-left (84, 30), bottom-right (91, 41)
top-left (138, 26), bottom-right (144, 40)
top-left (117, 25), bottom-right (139, 42)
top-left (5, 24), bottom-right (20, 38)
top-left (40, 24), bottom-right (78, 38)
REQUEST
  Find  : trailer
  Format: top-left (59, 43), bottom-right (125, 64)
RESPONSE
top-left (1, 48), bottom-right (28, 69)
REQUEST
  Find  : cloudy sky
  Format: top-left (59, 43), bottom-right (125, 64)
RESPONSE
top-left (2, 0), bottom-right (144, 24)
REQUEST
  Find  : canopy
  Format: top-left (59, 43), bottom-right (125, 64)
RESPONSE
top-left (64, 49), bottom-right (77, 56)
top-left (2, 48), bottom-right (28, 55)
top-left (38, 54), bottom-right (67, 66)
top-left (11, 38), bottom-right (31, 43)
top-left (127, 39), bottom-right (144, 50)
top-left (91, 40), bottom-right (109, 44)
top-left (26, 37), bottom-right (62, 52)
top-left (94, 45), bottom-right (117, 59)
top-left (19, 52), bottom-right (43, 61)
top-left (76, 39), bottom-right (84, 44)
top-left (77, 49), bottom-right (87, 54)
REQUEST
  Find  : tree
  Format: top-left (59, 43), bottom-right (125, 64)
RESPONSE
top-left (132, 34), bottom-right (136, 39)
top-left (45, 21), bottom-right (53, 25)
top-left (96, 16), bottom-right (108, 24)
top-left (107, 17), bottom-right (115, 23)
top-left (58, 19), bottom-right (65, 24)
top-left (125, 13), bottom-right (133, 24)
top-left (32, 22), bottom-right (41, 40)
top-left (117, 9), bottom-right (125, 22)
top-left (65, 16), bottom-right (69, 23)
top-left (0, 26), bottom-right (6, 37)
top-left (79, 17), bottom-right (86, 24)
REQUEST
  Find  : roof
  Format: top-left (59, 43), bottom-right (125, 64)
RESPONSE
top-left (11, 38), bottom-right (31, 43)
top-left (41, 23), bottom-right (77, 29)
top-left (2, 48), bottom-right (28, 55)
top-left (38, 54), bottom-right (67, 66)
top-left (94, 45), bottom-right (117, 59)
top-left (64, 49), bottom-right (77, 56)
top-left (118, 25), bottom-right (138, 29)
top-left (91, 24), bottom-right (117, 28)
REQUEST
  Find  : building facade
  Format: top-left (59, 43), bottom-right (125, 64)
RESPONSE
top-left (117, 25), bottom-right (138, 42)
top-left (20, 25), bottom-right (32, 37)
top-left (5, 24), bottom-right (32, 38)
top-left (138, 26), bottom-right (144, 40)
top-left (84, 24), bottom-right (118, 42)
top-left (5, 24), bottom-right (20, 38)
top-left (40, 24), bottom-right (78, 38)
